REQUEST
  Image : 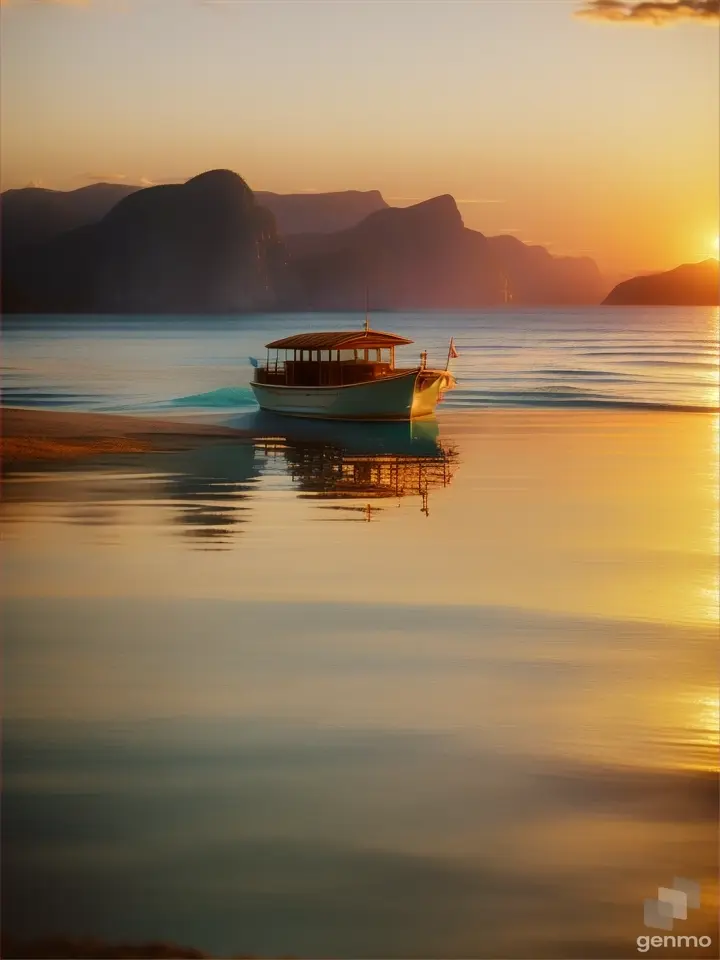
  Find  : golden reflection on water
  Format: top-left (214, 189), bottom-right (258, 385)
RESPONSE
top-left (700, 414), bottom-right (719, 628)
top-left (1, 409), bottom-right (718, 958)
top-left (685, 689), bottom-right (720, 769)
top-left (1, 410), bottom-right (717, 625)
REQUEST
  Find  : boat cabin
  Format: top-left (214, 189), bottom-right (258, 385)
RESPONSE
top-left (254, 330), bottom-right (416, 388)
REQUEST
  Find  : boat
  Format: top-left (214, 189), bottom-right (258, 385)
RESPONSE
top-left (250, 320), bottom-right (457, 421)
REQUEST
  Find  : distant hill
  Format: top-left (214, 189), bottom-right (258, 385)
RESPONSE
top-left (284, 195), bottom-right (606, 308)
top-left (0, 182), bottom-right (139, 249)
top-left (2, 170), bottom-right (286, 313)
top-left (485, 234), bottom-right (607, 306)
top-left (284, 195), bottom-right (498, 308)
top-left (255, 190), bottom-right (388, 235)
top-left (603, 259), bottom-right (719, 306)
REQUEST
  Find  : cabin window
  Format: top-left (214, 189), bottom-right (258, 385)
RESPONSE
top-left (339, 350), bottom-right (355, 362)
top-left (360, 348), bottom-right (384, 362)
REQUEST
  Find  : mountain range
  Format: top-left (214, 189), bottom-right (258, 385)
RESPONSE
top-left (0, 182), bottom-right (389, 251)
top-left (3, 168), bottom-right (702, 314)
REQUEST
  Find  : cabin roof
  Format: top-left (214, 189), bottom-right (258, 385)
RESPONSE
top-left (265, 329), bottom-right (414, 350)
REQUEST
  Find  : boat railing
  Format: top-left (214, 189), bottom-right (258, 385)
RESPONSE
top-left (254, 359), bottom-right (406, 388)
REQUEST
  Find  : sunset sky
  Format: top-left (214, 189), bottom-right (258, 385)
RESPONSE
top-left (0, 0), bottom-right (718, 277)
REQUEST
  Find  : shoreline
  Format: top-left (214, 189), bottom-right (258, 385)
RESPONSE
top-left (0, 407), bottom-right (250, 464)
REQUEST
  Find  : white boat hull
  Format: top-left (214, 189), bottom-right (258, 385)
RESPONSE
top-left (251, 369), bottom-right (451, 421)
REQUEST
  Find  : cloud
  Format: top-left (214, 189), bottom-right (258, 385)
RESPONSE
top-left (575, 0), bottom-right (720, 25)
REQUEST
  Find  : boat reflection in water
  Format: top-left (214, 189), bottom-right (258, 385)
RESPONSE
top-left (247, 413), bottom-right (459, 520)
top-left (0, 415), bottom-right (460, 549)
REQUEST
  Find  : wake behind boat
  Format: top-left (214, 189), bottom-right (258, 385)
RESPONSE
top-left (250, 322), bottom-right (457, 421)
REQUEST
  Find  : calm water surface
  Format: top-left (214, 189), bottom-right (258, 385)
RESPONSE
top-left (2, 306), bottom-right (719, 414)
top-left (2, 309), bottom-right (718, 958)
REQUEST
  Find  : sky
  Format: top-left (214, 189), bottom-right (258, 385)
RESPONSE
top-left (0, 0), bottom-right (718, 277)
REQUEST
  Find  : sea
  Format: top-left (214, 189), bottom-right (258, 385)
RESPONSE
top-left (2, 307), bottom-right (718, 415)
top-left (2, 307), bottom-right (718, 959)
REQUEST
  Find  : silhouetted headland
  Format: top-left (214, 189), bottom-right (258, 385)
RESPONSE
top-left (603, 258), bottom-right (719, 306)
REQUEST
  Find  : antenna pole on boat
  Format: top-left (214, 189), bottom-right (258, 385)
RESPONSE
top-left (364, 286), bottom-right (370, 333)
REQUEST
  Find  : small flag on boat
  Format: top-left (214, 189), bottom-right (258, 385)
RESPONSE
top-left (448, 338), bottom-right (459, 359)
top-left (249, 356), bottom-right (259, 368)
